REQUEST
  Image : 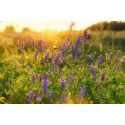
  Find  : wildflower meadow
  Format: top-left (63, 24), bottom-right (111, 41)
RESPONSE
top-left (0, 27), bottom-right (125, 104)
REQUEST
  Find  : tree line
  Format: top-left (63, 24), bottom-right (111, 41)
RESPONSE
top-left (87, 21), bottom-right (125, 31)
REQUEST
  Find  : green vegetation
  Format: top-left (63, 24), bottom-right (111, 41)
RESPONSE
top-left (0, 27), bottom-right (125, 104)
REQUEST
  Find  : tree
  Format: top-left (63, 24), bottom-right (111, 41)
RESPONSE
top-left (4, 25), bottom-right (15, 34)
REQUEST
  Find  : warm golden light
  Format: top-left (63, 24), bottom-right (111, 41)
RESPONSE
top-left (0, 21), bottom-right (97, 32)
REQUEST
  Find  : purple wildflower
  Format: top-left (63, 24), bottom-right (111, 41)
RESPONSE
top-left (44, 52), bottom-right (49, 63)
top-left (36, 91), bottom-right (42, 101)
top-left (48, 92), bottom-right (53, 103)
top-left (60, 94), bottom-right (66, 103)
top-left (60, 77), bottom-right (66, 91)
top-left (78, 86), bottom-right (86, 101)
top-left (38, 40), bottom-right (42, 50)
top-left (75, 36), bottom-right (81, 50)
top-left (54, 52), bottom-right (60, 65)
top-left (42, 79), bottom-right (49, 94)
top-left (97, 55), bottom-right (103, 67)
top-left (38, 39), bottom-right (46, 51)
top-left (88, 55), bottom-right (92, 65)
top-left (44, 74), bottom-right (49, 80)
top-left (77, 50), bottom-right (83, 58)
top-left (71, 45), bottom-right (76, 60)
top-left (83, 30), bottom-right (88, 44)
top-left (91, 65), bottom-right (96, 80)
top-left (68, 72), bottom-right (75, 87)
top-left (62, 57), bottom-right (66, 64)
top-left (20, 43), bottom-right (25, 51)
top-left (28, 91), bottom-right (33, 103)
top-left (61, 42), bottom-right (66, 56)
top-left (34, 50), bottom-right (39, 61)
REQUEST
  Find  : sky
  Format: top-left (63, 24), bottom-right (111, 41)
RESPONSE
top-left (0, 21), bottom-right (97, 31)
top-left (0, 0), bottom-right (125, 31)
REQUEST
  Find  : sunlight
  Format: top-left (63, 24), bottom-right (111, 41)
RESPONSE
top-left (0, 21), bottom-right (97, 31)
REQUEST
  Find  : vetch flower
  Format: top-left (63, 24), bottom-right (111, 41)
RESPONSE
top-left (78, 86), bottom-right (86, 101)
top-left (54, 52), bottom-right (60, 65)
top-left (28, 91), bottom-right (33, 103)
top-left (36, 91), bottom-right (42, 101)
top-left (83, 30), bottom-right (88, 44)
top-left (75, 36), bottom-right (81, 51)
top-left (42, 79), bottom-right (49, 94)
top-left (20, 43), bottom-right (25, 51)
top-left (68, 72), bottom-right (75, 87)
top-left (77, 50), bottom-right (83, 58)
top-left (44, 52), bottom-right (49, 63)
top-left (71, 45), bottom-right (76, 60)
top-left (88, 55), bottom-right (92, 65)
top-left (44, 74), bottom-right (49, 80)
top-left (62, 57), bottom-right (66, 64)
top-left (38, 39), bottom-right (46, 51)
top-left (34, 50), bottom-right (39, 61)
top-left (61, 42), bottom-right (66, 56)
top-left (60, 77), bottom-right (66, 91)
top-left (97, 55), bottom-right (103, 68)
top-left (60, 94), bottom-right (66, 103)
top-left (91, 65), bottom-right (96, 80)
top-left (48, 92), bottom-right (53, 103)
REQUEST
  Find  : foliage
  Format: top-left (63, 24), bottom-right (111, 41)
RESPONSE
top-left (0, 29), bottom-right (125, 104)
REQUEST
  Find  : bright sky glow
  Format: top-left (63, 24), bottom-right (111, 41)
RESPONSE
top-left (0, 0), bottom-right (125, 31)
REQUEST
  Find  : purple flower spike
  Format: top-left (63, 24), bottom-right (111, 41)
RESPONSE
top-left (54, 52), bottom-right (60, 65)
top-left (77, 50), bottom-right (83, 58)
top-left (78, 86), bottom-right (86, 101)
top-left (83, 30), bottom-right (88, 44)
top-left (28, 91), bottom-right (33, 103)
top-left (49, 92), bottom-right (53, 103)
top-left (42, 79), bottom-right (49, 94)
top-left (98, 55), bottom-right (103, 67)
top-left (68, 72), bottom-right (75, 87)
top-left (37, 91), bottom-right (42, 101)
top-left (62, 57), bottom-right (66, 64)
top-left (75, 36), bottom-right (81, 50)
top-left (71, 45), bottom-right (76, 60)
top-left (60, 94), bottom-right (66, 103)
top-left (91, 65), bottom-right (96, 80)
top-left (88, 55), bottom-right (92, 65)
top-left (44, 52), bottom-right (49, 63)
top-left (60, 77), bottom-right (66, 91)
top-left (61, 42), bottom-right (66, 56)
top-left (38, 39), bottom-right (46, 51)
top-left (20, 43), bottom-right (25, 51)
top-left (44, 74), bottom-right (49, 80)
top-left (34, 50), bottom-right (39, 61)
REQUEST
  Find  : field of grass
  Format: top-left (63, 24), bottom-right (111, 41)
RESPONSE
top-left (0, 29), bottom-right (125, 104)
